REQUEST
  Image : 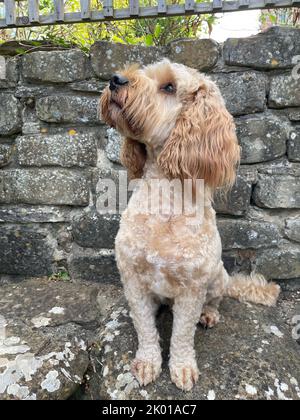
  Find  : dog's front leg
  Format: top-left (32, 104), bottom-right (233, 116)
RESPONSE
top-left (169, 289), bottom-right (207, 391)
top-left (124, 283), bottom-right (162, 386)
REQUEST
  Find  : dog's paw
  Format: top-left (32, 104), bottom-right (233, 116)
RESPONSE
top-left (131, 358), bottom-right (162, 386)
top-left (200, 307), bottom-right (220, 329)
top-left (169, 360), bottom-right (199, 391)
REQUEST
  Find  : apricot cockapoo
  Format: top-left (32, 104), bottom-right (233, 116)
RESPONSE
top-left (100, 60), bottom-right (280, 391)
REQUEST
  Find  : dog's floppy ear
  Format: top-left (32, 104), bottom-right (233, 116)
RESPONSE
top-left (157, 79), bottom-right (240, 189)
top-left (121, 138), bottom-right (147, 180)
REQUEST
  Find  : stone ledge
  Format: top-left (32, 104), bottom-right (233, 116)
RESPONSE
top-left (90, 294), bottom-right (300, 400)
top-left (0, 279), bottom-right (123, 400)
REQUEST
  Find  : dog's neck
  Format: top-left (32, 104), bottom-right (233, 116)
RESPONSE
top-left (136, 145), bottom-right (214, 218)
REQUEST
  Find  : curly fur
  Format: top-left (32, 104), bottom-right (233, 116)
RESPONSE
top-left (100, 60), bottom-right (280, 392)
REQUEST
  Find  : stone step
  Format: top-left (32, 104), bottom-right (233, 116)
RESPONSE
top-left (0, 280), bottom-right (300, 400)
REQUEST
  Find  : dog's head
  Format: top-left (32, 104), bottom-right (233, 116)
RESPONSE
top-left (100, 60), bottom-right (240, 188)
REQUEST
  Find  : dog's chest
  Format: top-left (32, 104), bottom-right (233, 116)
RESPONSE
top-left (116, 210), bottom-right (221, 297)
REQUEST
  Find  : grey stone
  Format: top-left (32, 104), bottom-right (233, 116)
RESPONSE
top-left (256, 245), bottom-right (300, 280)
top-left (288, 127), bottom-right (300, 162)
top-left (68, 247), bottom-right (119, 283)
top-left (0, 144), bottom-right (13, 168)
top-left (0, 93), bottom-right (22, 135)
top-left (285, 217), bottom-right (300, 243)
top-left (22, 50), bottom-right (91, 83)
top-left (224, 27), bottom-right (300, 70)
top-left (36, 95), bottom-right (100, 124)
top-left (168, 39), bottom-right (219, 71)
top-left (253, 174), bottom-right (300, 209)
top-left (212, 72), bottom-right (267, 116)
top-left (15, 84), bottom-right (57, 99)
top-left (105, 128), bottom-right (123, 164)
top-left (92, 295), bottom-right (300, 400)
top-left (0, 57), bottom-right (19, 88)
top-left (70, 79), bottom-right (107, 94)
top-left (214, 172), bottom-right (253, 216)
top-left (218, 219), bottom-right (281, 250)
top-left (0, 278), bottom-right (105, 400)
top-left (72, 210), bottom-right (120, 249)
top-left (0, 205), bottom-right (76, 223)
top-left (16, 133), bottom-right (97, 168)
top-left (236, 114), bottom-right (290, 164)
top-left (90, 41), bottom-right (166, 79)
top-left (269, 74), bottom-right (300, 108)
top-left (0, 169), bottom-right (89, 206)
top-left (0, 226), bottom-right (53, 276)
top-left (287, 108), bottom-right (300, 121)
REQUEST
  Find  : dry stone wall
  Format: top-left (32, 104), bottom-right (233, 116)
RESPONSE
top-left (0, 26), bottom-right (300, 284)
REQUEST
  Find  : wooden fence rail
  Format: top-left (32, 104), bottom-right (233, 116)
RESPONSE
top-left (0, 0), bottom-right (299, 29)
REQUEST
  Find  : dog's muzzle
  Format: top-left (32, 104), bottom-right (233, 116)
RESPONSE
top-left (109, 74), bottom-right (129, 91)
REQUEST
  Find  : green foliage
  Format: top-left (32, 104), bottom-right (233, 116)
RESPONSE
top-left (0, 0), bottom-right (217, 50)
top-left (49, 268), bottom-right (71, 282)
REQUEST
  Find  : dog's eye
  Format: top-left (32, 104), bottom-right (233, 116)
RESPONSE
top-left (161, 83), bottom-right (175, 94)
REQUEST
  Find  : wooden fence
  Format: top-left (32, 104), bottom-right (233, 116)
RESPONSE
top-left (0, 0), bottom-right (299, 28)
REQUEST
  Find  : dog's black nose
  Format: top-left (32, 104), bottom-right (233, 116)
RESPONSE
top-left (109, 74), bottom-right (129, 91)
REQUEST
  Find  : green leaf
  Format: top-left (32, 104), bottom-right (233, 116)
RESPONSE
top-left (145, 34), bottom-right (154, 46)
top-left (154, 23), bottom-right (162, 38)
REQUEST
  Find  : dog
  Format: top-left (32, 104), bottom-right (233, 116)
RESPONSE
top-left (100, 60), bottom-right (280, 391)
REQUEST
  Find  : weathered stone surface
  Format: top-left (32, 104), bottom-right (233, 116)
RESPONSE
top-left (70, 79), bottom-right (107, 94)
top-left (269, 74), bottom-right (300, 108)
top-left (68, 247), bottom-right (119, 283)
top-left (0, 278), bottom-right (108, 400)
top-left (0, 57), bottom-right (19, 88)
top-left (105, 128), bottom-right (123, 164)
top-left (168, 39), bottom-right (219, 71)
top-left (15, 84), bottom-right (57, 99)
top-left (224, 27), bottom-right (300, 70)
top-left (91, 41), bottom-right (166, 79)
top-left (0, 169), bottom-right (89, 206)
top-left (253, 174), bottom-right (300, 209)
top-left (214, 172), bottom-right (253, 216)
top-left (285, 217), bottom-right (300, 243)
top-left (22, 50), bottom-right (91, 83)
top-left (72, 210), bottom-right (120, 249)
top-left (288, 127), bottom-right (300, 162)
top-left (0, 226), bottom-right (53, 276)
top-left (236, 114), bottom-right (290, 164)
top-left (256, 246), bottom-right (300, 280)
top-left (36, 95), bottom-right (100, 124)
top-left (0, 205), bottom-right (75, 223)
top-left (16, 134), bottom-right (97, 168)
top-left (218, 219), bottom-right (281, 250)
top-left (91, 295), bottom-right (300, 400)
top-left (0, 93), bottom-right (21, 135)
top-left (212, 72), bottom-right (267, 116)
top-left (0, 144), bottom-right (13, 168)
top-left (287, 108), bottom-right (300, 121)
top-left (0, 41), bottom-right (69, 56)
